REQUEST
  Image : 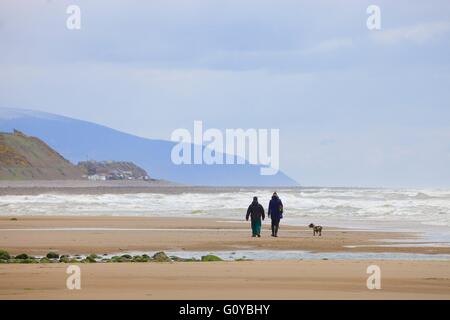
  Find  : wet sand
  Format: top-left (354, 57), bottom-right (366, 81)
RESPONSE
top-left (0, 260), bottom-right (449, 299)
top-left (1, 216), bottom-right (449, 255)
top-left (1, 216), bottom-right (449, 299)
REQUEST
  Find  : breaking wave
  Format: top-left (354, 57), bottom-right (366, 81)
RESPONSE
top-left (1, 187), bottom-right (450, 229)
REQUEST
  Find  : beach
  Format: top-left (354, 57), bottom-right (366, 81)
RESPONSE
top-left (1, 184), bottom-right (450, 299)
top-left (2, 0), bottom-right (449, 304)
top-left (0, 215), bottom-right (450, 299)
top-left (1, 260), bottom-right (449, 299)
top-left (1, 215), bottom-right (450, 255)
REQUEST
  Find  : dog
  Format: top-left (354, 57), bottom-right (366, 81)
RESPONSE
top-left (309, 223), bottom-right (322, 236)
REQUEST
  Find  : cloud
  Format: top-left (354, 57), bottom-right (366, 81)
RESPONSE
top-left (372, 21), bottom-right (450, 45)
top-left (194, 37), bottom-right (355, 72)
top-left (301, 37), bottom-right (354, 55)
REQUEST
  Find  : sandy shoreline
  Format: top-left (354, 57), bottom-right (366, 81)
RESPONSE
top-left (1, 216), bottom-right (449, 299)
top-left (1, 260), bottom-right (449, 299)
top-left (1, 216), bottom-right (449, 255)
top-left (0, 180), bottom-right (273, 195)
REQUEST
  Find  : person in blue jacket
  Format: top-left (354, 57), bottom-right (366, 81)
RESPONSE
top-left (268, 192), bottom-right (283, 237)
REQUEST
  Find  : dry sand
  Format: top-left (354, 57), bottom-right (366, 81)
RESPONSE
top-left (0, 260), bottom-right (449, 299)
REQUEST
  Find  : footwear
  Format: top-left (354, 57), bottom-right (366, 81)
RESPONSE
top-left (257, 234), bottom-right (261, 237)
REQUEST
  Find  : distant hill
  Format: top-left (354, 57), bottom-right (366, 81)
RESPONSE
top-left (0, 130), bottom-right (83, 180)
top-left (77, 160), bottom-right (150, 180)
top-left (0, 107), bottom-right (298, 186)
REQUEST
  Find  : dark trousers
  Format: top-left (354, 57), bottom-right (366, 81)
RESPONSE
top-left (271, 219), bottom-right (280, 236)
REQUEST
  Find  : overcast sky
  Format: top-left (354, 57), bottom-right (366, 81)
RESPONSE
top-left (1, 0), bottom-right (450, 187)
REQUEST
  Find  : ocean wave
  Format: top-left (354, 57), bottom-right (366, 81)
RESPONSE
top-left (413, 192), bottom-right (433, 199)
top-left (1, 188), bottom-right (450, 228)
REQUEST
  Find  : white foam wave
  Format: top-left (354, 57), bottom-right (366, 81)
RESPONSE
top-left (1, 188), bottom-right (449, 229)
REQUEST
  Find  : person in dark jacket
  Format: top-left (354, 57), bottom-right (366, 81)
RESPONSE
top-left (268, 192), bottom-right (283, 237)
top-left (246, 196), bottom-right (265, 237)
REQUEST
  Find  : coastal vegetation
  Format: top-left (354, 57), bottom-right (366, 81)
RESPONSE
top-left (0, 250), bottom-right (233, 264)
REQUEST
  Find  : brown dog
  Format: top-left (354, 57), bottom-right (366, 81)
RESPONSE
top-left (309, 223), bottom-right (322, 236)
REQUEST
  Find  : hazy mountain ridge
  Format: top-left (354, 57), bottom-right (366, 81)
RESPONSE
top-left (0, 107), bottom-right (298, 186)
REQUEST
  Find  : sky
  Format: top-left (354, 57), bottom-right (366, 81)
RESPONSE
top-left (1, 0), bottom-right (450, 187)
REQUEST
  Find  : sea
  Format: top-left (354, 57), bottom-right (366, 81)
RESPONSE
top-left (2, 187), bottom-right (450, 259)
top-left (1, 187), bottom-right (449, 236)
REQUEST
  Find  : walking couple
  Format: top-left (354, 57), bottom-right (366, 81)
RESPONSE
top-left (245, 192), bottom-right (283, 237)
